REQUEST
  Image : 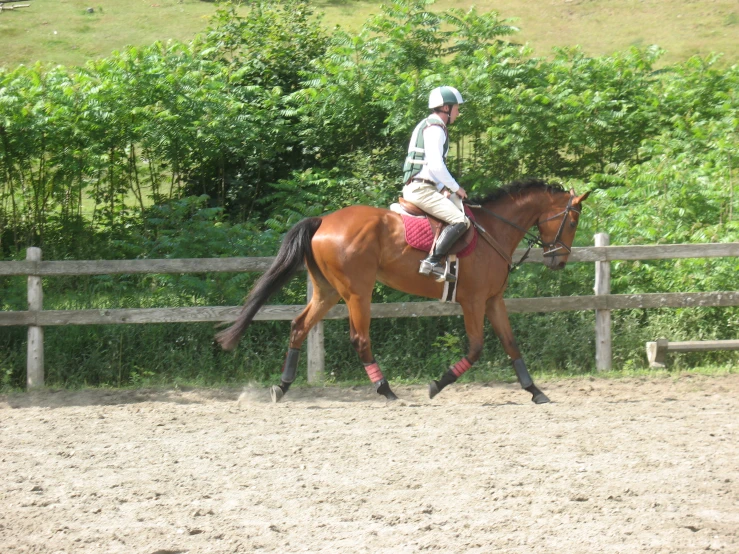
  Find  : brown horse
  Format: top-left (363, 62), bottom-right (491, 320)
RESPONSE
top-left (217, 179), bottom-right (590, 403)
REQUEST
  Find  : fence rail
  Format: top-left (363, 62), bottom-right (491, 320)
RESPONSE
top-left (2, 291), bottom-right (739, 327)
top-left (2, 242), bottom-right (738, 277)
top-left (647, 339), bottom-right (739, 368)
top-left (1, 240), bottom-right (737, 388)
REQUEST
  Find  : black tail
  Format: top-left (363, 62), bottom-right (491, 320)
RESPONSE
top-left (216, 217), bottom-right (323, 351)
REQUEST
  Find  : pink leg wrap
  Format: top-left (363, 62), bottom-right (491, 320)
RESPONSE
top-left (364, 361), bottom-right (384, 383)
top-left (450, 357), bottom-right (472, 378)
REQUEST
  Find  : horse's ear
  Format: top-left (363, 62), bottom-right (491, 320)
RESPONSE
top-left (573, 190), bottom-right (592, 204)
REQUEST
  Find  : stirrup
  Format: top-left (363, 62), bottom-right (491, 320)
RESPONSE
top-left (419, 259), bottom-right (456, 283)
top-left (418, 259), bottom-right (440, 276)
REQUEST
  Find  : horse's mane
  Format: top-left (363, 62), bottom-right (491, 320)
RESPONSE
top-left (470, 178), bottom-right (566, 206)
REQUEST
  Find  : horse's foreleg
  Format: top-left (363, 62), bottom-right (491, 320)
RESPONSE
top-left (346, 296), bottom-right (398, 401)
top-left (485, 295), bottom-right (550, 404)
top-left (271, 283), bottom-right (340, 403)
top-left (429, 300), bottom-right (485, 399)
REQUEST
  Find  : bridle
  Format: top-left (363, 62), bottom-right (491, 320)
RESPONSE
top-left (466, 191), bottom-right (580, 272)
top-left (537, 193), bottom-right (581, 258)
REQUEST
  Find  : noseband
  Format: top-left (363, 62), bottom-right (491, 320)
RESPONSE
top-left (538, 194), bottom-right (581, 258)
top-left (467, 192), bottom-right (580, 271)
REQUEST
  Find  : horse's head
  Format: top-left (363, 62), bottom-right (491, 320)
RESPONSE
top-left (536, 188), bottom-right (590, 270)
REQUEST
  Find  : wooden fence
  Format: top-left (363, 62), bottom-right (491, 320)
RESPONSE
top-left (1, 236), bottom-right (738, 388)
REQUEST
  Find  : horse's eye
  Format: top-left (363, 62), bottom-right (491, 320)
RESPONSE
top-left (569, 219), bottom-right (577, 228)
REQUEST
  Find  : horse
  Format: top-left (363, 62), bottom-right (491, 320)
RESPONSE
top-left (216, 178), bottom-right (590, 404)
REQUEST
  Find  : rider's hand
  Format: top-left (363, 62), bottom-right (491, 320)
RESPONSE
top-left (456, 186), bottom-right (468, 200)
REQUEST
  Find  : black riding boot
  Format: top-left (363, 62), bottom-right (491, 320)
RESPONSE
top-left (419, 221), bottom-right (468, 281)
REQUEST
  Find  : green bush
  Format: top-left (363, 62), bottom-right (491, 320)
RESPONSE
top-left (1, 0), bottom-right (737, 389)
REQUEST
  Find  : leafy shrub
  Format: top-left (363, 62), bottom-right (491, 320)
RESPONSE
top-left (1, 0), bottom-right (737, 389)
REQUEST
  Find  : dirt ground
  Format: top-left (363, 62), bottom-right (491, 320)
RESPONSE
top-left (1, 373), bottom-right (737, 554)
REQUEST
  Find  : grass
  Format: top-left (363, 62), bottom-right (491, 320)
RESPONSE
top-left (2, 363), bottom-right (735, 395)
top-left (0, 0), bottom-right (216, 68)
top-left (1, 0), bottom-right (738, 69)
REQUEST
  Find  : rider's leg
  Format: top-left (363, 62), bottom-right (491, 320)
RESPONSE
top-left (419, 221), bottom-right (468, 277)
top-left (402, 182), bottom-right (470, 279)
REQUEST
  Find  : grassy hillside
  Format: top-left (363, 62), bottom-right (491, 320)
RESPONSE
top-left (0, 0), bottom-right (215, 68)
top-left (1, 0), bottom-right (737, 69)
top-left (319, 0), bottom-right (739, 64)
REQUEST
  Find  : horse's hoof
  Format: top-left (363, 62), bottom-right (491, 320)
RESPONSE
top-left (270, 385), bottom-right (284, 403)
top-left (428, 381), bottom-right (441, 399)
top-left (376, 379), bottom-right (399, 401)
top-left (532, 392), bottom-right (550, 404)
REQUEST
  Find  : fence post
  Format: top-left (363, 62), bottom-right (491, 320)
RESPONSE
top-left (306, 275), bottom-right (324, 383)
top-left (26, 247), bottom-right (44, 388)
top-left (594, 233), bottom-right (612, 371)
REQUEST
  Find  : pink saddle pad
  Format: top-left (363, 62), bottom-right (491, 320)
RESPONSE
top-left (401, 206), bottom-right (477, 258)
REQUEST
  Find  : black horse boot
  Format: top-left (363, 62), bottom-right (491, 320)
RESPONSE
top-left (419, 221), bottom-right (468, 281)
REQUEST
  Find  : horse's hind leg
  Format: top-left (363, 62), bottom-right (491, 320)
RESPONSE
top-left (271, 277), bottom-right (340, 402)
top-left (345, 295), bottom-right (398, 401)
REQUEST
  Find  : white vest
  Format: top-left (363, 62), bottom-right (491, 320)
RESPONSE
top-left (403, 114), bottom-right (448, 184)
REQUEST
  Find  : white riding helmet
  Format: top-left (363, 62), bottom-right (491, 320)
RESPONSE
top-left (428, 86), bottom-right (464, 109)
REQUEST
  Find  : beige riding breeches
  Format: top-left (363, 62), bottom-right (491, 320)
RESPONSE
top-left (402, 182), bottom-right (470, 227)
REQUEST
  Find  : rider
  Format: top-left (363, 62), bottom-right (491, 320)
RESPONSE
top-left (403, 86), bottom-right (470, 281)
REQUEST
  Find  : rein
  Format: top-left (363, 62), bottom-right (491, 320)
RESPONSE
top-left (467, 219), bottom-right (515, 270)
top-left (466, 194), bottom-right (581, 272)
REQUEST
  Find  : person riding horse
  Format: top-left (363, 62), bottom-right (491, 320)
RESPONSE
top-left (216, 87), bottom-right (591, 405)
top-left (402, 86), bottom-right (470, 282)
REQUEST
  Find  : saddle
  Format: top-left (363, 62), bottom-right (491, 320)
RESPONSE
top-left (395, 198), bottom-right (477, 258)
